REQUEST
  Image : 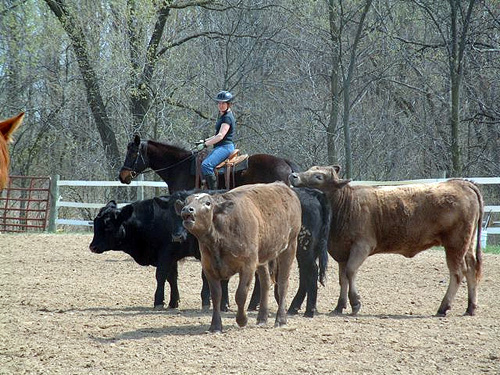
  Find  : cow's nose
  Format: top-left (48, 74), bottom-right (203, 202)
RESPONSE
top-left (182, 206), bottom-right (194, 213)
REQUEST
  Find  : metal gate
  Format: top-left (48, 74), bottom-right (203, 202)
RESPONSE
top-left (0, 176), bottom-right (51, 232)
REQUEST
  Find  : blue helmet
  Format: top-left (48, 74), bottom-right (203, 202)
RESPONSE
top-left (214, 90), bottom-right (233, 102)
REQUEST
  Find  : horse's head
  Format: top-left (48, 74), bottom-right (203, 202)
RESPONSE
top-left (118, 134), bottom-right (149, 184)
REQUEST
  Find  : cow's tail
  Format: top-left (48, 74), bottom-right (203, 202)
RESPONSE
top-left (317, 192), bottom-right (331, 286)
top-left (469, 181), bottom-right (484, 281)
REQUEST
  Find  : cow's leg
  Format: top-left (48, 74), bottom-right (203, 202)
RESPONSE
top-left (333, 261), bottom-right (348, 314)
top-left (201, 272), bottom-right (230, 312)
top-left (154, 255), bottom-right (177, 309)
top-left (165, 262), bottom-right (180, 309)
top-left (206, 275), bottom-right (223, 333)
top-left (200, 271), bottom-right (211, 311)
top-left (437, 247), bottom-right (466, 317)
top-left (304, 261), bottom-right (319, 318)
top-left (221, 280), bottom-right (230, 312)
top-left (248, 273), bottom-right (260, 311)
top-left (287, 253), bottom-right (307, 316)
top-left (275, 245), bottom-right (296, 327)
top-left (345, 248), bottom-right (370, 315)
top-left (235, 268), bottom-right (254, 327)
top-left (256, 265), bottom-right (271, 325)
top-left (464, 250), bottom-right (479, 316)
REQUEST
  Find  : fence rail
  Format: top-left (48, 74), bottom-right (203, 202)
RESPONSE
top-left (47, 176), bottom-right (500, 242)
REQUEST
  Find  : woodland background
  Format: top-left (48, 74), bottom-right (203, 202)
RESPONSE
top-left (1, 0), bottom-right (499, 184)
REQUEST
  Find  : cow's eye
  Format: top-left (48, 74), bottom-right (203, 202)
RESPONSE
top-left (315, 174), bottom-right (323, 180)
top-left (205, 201), bottom-right (211, 207)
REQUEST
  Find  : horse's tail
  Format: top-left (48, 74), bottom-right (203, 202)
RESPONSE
top-left (284, 158), bottom-right (302, 173)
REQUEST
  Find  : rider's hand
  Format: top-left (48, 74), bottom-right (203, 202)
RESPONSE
top-left (195, 140), bottom-right (206, 151)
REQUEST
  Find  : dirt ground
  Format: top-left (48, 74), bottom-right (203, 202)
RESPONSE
top-left (1, 233), bottom-right (499, 374)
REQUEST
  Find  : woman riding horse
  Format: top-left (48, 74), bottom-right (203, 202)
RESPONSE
top-left (195, 90), bottom-right (236, 190)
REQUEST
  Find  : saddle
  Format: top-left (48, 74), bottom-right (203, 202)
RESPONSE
top-left (195, 149), bottom-right (249, 189)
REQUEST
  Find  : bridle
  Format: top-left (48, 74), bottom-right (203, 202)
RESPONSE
top-left (120, 141), bottom-right (150, 179)
top-left (121, 140), bottom-right (197, 180)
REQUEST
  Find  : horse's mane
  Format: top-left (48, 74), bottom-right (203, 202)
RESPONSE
top-left (147, 139), bottom-right (192, 154)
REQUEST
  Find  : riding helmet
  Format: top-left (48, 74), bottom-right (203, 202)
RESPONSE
top-left (214, 90), bottom-right (233, 103)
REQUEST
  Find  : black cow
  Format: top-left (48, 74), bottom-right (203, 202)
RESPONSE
top-left (288, 187), bottom-right (331, 317)
top-left (89, 194), bottom-right (229, 310)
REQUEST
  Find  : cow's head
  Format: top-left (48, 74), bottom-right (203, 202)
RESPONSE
top-left (89, 201), bottom-right (133, 253)
top-left (289, 165), bottom-right (350, 191)
top-left (153, 195), bottom-right (189, 243)
top-left (175, 193), bottom-right (234, 236)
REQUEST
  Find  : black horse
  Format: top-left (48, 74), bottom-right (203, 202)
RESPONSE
top-left (118, 134), bottom-right (329, 316)
top-left (119, 134), bottom-right (300, 192)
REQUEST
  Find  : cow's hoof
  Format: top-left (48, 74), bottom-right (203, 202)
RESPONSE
top-left (287, 307), bottom-right (299, 316)
top-left (303, 310), bottom-right (314, 318)
top-left (201, 305), bottom-right (210, 313)
top-left (236, 315), bottom-right (248, 327)
top-left (351, 302), bottom-right (361, 315)
top-left (274, 320), bottom-right (287, 328)
top-left (221, 304), bottom-right (229, 312)
top-left (207, 328), bottom-right (223, 334)
top-left (153, 304), bottom-right (164, 310)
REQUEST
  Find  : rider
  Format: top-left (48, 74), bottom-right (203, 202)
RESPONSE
top-left (196, 90), bottom-right (236, 190)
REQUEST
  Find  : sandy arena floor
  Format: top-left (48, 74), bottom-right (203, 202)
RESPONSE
top-left (1, 233), bottom-right (499, 374)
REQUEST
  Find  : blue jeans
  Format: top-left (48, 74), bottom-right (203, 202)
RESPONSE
top-left (201, 143), bottom-right (235, 176)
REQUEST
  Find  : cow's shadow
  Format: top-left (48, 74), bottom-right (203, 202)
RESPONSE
top-left (63, 306), bottom-right (246, 339)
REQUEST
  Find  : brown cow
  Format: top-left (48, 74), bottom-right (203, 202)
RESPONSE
top-left (0, 112), bottom-right (24, 190)
top-left (289, 166), bottom-right (483, 317)
top-left (176, 182), bottom-right (301, 332)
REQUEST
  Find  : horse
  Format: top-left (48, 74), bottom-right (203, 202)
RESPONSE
top-left (118, 134), bottom-right (300, 192)
top-left (118, 134), bottom-right (327, 316)
top-left (0, 112), bottom-right (24, 190)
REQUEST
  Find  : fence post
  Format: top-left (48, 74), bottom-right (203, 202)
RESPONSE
top-left (48, 174), bottom-right (59, 232)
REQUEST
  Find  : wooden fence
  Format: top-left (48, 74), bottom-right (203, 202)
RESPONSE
top-left (46, 176), bottom-right (500, 245)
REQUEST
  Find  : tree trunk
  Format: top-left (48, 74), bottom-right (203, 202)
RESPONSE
top-left (327, 0), bottom-right (340, 166)
top-left (44, 0), bottom-right (120, 176)
top-left (342, 0), bottom-right (372, 178)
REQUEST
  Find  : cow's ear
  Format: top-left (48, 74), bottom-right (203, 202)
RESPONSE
top-left (106, 200), bottom-right (117, 208)
top-left (214, 200), bottom-right (235, 216)
top-left (118, 205), bottom-right (134, 221)
top-left (331, 165), bottom-right (341, 175)
top-left (336, 179), bottom-right (351, 188)
top-left (153, 196), bottom-right (170, 209)
top-left (174, 199), bottom-right (185, 216)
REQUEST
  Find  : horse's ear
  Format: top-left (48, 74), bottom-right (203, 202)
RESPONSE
top-left (134, 134), bottom-right (141, 145)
